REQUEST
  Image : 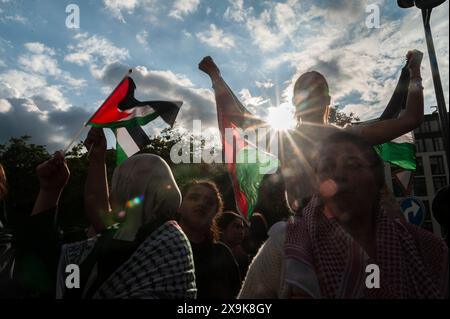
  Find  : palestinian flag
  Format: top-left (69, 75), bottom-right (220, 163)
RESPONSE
top-left (87, 74), bottom-right (181, 129)
top-left (357, 62), bottom-right (416, 171)
top-left (374, 132), bottom-right (416, 170)
top-left (375, 62), bottom-right (416, 170)
top-left (115, 126), bottom-right (151, 165)
top-left (216, 82), bottom-right (278, 220)
top-left (391, 167), bottom-right (414, 196)
top-left (87, 73), bottom-right (181, 164)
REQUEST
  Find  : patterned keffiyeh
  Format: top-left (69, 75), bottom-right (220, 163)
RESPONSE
top-left (57, 221), bottom-right (196, 299)
top-left (284, 196), bottom-right (448, 299)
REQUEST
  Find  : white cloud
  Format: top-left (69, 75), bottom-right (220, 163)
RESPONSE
top-left (64, 52), bottom-right (91, 66)
top-left (136, 30), bottom-right (149, 47)
top-left (65, 33), bottom-right (129, 78)
top-left (224, 0), bottom-right (250, 23)
top-left (224, 1), bottom-right (303, 52)
top-left (18, 52), bottom-right (61, 76)
top-left (239, 88), bottom-right (269, 115)
top-left (196, 24), bottom-right (235, 49)
top-left (24, 42), bottom-right (55, 55)
top-left (0, 70), bottom-right (47, 98)
top-left (0, 48), bottom-right (81, 113)
top-left (66, 33), bottom-right (129, 66)
top-left (246, 9), bottom-right (282, 52)
top-left (257, 0), bottom-right (448, 122)
top-left (182, 30), bottom-right (192, 38)
top-left (256, 80), bottom-right (274, 89)
top-left (102, 0), bottom-right (161, 24)
top-left (0, 14), bottom-right (27, 24)
top-left (0, 69), bottom-right (71, 112)
top-left (273, 2), bottom-right (298, 38)
top-left (32, 87), bottom-right (70, 111)
top-left (18, 42), bottom-right (86, 89)
top-left (103, 0), bottom-right (138, 23)
top-left (341, 104), bottom-right (379, 121)
top-left (0, 97), bottom-right (92, 151)
top-left (169, 0), bottom-right (200, 20)
top-left (0, 99), bottom-right (11, 113)
top-left (244, 1), bottom-right (302, 53)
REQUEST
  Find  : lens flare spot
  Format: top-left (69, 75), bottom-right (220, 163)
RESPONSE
top-left (117, 210), bottom-right (126, 219)
top-left (125, 195), bottom-right (145, 209)
top-left (319, 179), bottom-right (338, 198)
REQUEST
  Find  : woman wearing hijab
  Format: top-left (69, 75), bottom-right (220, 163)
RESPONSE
top-left (55, 128), bottom-right (196, 299)
top-left (239, 131), bottom-right (448, 299)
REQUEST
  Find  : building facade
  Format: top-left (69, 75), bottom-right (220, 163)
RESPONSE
top-left (385, 111), bottom-right (448, 237)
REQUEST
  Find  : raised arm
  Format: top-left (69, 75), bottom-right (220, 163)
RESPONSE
top-left (31, 151), bottom-right (70, 215)
top-left (83, 127), bottom-right (110, 233)
top-left (14, 151), bottom-right (69, 298)
top-left (199, 56), bottom-right (266, 127)
top-left (355, 50), bottom-right (424, 145)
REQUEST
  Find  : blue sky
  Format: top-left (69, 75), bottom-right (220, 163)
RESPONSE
top-left (0, 0), bottom-right (448, 151)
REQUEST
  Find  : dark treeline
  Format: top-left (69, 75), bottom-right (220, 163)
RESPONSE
top-left (0, 130), bottom-right (233, 235)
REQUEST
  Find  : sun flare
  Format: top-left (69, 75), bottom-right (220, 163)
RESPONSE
top-left (265, 105), bottom-right (296, 131)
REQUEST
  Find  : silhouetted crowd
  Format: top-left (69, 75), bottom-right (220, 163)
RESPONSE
top-left (0, 52), bottom-right (448, 299)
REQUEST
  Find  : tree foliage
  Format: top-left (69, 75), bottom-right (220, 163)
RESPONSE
top-left (0, 131), bottom-right (232, 230)
top-left (328, 108), bottom-right (360, 127)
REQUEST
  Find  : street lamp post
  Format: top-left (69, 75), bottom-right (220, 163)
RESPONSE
top-left (421, 8), bottom-right (450, 170)
top-left (398, 0), bottom-right (449, 171)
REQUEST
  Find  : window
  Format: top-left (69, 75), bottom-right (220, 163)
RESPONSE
top-left (423, 121), bottom-right (432, 133)
top-left (430, 156), bottom-right (445, 175)
top-left (425, 138), bottom-right (434, 152)
top-left (429, 119), bottom-right (440, 132)
top-left (413, 177), bottom-right (427, 196)
top-left (415, 139), bottom-right (425, 153)
top-left (433, 176), bottom-right (447, 193)
top-left (433, 137), bottom-right (443, 151)
top-left (415, 156), bottom-right (424, 176)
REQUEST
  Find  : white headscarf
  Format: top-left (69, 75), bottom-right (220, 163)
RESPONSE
top-left (110, 154), bottom-right (181, 241)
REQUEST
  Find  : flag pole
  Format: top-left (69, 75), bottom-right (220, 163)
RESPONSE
top-left (63, 69), bottom-right (133, 155)
top-left (63, 122), bottom-right (87, 154)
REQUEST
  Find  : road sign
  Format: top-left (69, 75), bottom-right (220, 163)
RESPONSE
top-left (400, 197), bottom-right (426, 226)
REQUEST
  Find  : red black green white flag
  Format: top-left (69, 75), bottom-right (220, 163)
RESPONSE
top-left (216, 82), bottom-right (279, 220)
top-left (87, 75), bottom-right (181, 129)
top-left (87, 74), bottom-right (181, 164)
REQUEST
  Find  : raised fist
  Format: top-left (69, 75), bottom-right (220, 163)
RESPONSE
top-left (36, 151), bottom-right (70, 193)
top-left (198, 56), bottom-right (221, 79)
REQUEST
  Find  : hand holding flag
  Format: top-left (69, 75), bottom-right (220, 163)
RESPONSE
top-left (64, 68), bottom-right (183, 164)
top-left (84, 127), bottom-right (107, 160)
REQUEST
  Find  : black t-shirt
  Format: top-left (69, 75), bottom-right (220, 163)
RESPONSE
top-left (190, 240), bottom-right (241, 299)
